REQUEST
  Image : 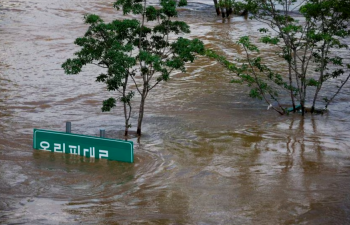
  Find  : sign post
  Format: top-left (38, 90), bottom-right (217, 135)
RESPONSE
top-left (33, 129), bottom-right (133, 163)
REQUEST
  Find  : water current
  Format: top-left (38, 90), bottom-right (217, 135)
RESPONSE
top-left (1, 0), bottom-right (350, 224)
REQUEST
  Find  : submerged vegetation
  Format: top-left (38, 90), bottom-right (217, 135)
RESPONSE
top-left (213, 0), bottom-right (249, 21)
top-left (208, 0), bottom-right (350, 115)
top-left (62, 0), bottom-right (204, 136)
top-left (63, 0), bottom-right (350, 136)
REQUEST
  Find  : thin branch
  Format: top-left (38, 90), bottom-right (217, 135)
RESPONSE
top-left (129, 69), bottom-right (142, 95)
top-left (243, 45), bottom-right (284, 115)
top-left (325, 73), bottom-right (350, 108)
top-left (91, 62), bottom-right (108, 68)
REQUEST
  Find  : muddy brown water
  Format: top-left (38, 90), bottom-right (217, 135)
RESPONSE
top-left (1, 0), bottom-right (350, 224)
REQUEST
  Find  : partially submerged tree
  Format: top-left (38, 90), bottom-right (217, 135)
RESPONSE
top-left (218, 0), bottom-right (234, 19)
top-left (213, 0), bottom-right (221, 16)
top-left (207, 0), bottom-right (350, 115)
top-left (62, 15), bottom-right (138, 136)
top-left (63, 0), bottom-right (204, 136)
top-left (208, 36), bottom-right (292, 115)
top-left (213, 0), bottom-right (248, 20)
top-left (114, 0), bottom-right (204, 135)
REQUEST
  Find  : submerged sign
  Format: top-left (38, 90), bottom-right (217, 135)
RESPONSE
top-left (33, 129), bottom-right (133, 163)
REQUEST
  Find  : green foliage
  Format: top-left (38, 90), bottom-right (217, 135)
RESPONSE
top-left (63, 0), bottom-right (204, 135)
top-left (177, 0), bottom-right (187, 7)
top-left (102, 98), bottom-right (117, 112)
top-left (62, 14), bottom-right (139, 135)
top-left (218, 0), bottom-right (234, 8)
top-left (62, 16), bottom-right (139, 91)
top-left (260, 36), bottom-right (279, 45)
top-left (113, 0), bottom-right (204, 135)
top-left (114, 0), bottom-right (144, 15)
top-left (237, 36), bottom-right (259, 52)
top-left (205, 49), bottom-right (237, 72)
top-left (209, 0), bottom-right (350, 114)
top-left (230, 78), bottom-right (242, 84)
top-left (306, 78), bottom-right (319, 87)
top-left (206, 37), bottom-right (290, 115)
top-left (121, 91), bottom-right (134, 104)
top-left (249, 88), bottom-right (261, 99)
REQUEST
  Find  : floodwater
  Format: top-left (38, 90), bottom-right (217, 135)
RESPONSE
top-left (1, 0), bottom-right (350, 224)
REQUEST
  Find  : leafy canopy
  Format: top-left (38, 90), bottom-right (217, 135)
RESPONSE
top-left (63, 0), bottom-right (205, 135)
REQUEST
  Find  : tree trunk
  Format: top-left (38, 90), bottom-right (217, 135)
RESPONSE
top-left (311, 45), bottom-right (327, 113)
top-left (136, 89), bottom-right (147, 136)
top-left (311, 87), bottom-right (321, 113)
top-left (122, 79), bottom-right (130, 136)
top-left (325, 74), bottom-right (350, 109)
top-left (288, 63), bottom-right (296, 112)
top-left (227, 7), bottom-right (233, 18)
top-left (301, 100), bottom-right (305, 116)
top-left (240, 9), bottom-right (248, 16)
top-left (301, 81), bottom-right (306, 116)
top-left (213, 0), bottom-right (221, 15)
top-left (123, 102), bottom-right (129, 136)
top-left (221, 7), bottom-right (226, 18)
top-left (124, 128), bottom-right (128, 137)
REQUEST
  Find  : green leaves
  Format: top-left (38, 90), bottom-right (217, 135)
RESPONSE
top-left (230, 78), bottom-right (243, 84)
top-left (218, 0), bottom-right (234, 8)
top-left (62, 15), bottom-right (141, 127)
top-left (160, 0), bottom-right (178, 17)
top-left (146, 6), bottom-right (158, 21)
top-left (62, 58), bottom-right (85, 74)
top-left (249, 88), bottom-right (262, 100)
top-left (306, 78), bottom-right (319, 87)
top-left (237, 36), bottom-right (259, 53)
top-left (172, 38), bottom-right (205, 61)
top-left (207, 30), bottom-right (299, 115)
top-left (84, 14), bottom-right (103, 24)
top-left (281, 24), bottom-right (301, 34)
top-left (177, 0), bottom-right (187, 7)
top-left (102, 98), bottom-right (116, 112)
top-left (238, 0), bottom-right (350, 112)
top-left (139, 51), bottom-right (162, 71)
top-left (153, 20), bottom-right (190, 35)
top-left (205, 49), bottom-right (237, 72)
top-left (121, 91), bottom-right (134, 104)
top-left (64, 0), bottom-right (204, 135)
top-left (114, 0), bottom-right (188, 19)
top-left (114, 0), bottom-right (143, 15)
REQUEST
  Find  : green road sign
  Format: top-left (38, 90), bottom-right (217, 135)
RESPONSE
top-left (33, 129), bottom-right (133, 163)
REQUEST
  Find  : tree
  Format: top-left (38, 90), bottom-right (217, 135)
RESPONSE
top-left (213, 0), bottom-right (221, 16)
top-left (62, 15), bottom-right (138, 136)
top-left (114, 0), bottom-right (204, 135)
top-left (63, 0), bottom-right (204, 136)
top-left (207, 0), bottom-right (350, 115)
top-left (218, 0), bottom-right (234, 19)
top-left (212, 0), bottom-right (248, 20)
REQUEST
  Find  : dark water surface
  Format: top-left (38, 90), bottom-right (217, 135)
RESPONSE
top-left (1, 0), bottom-right (350, 224)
